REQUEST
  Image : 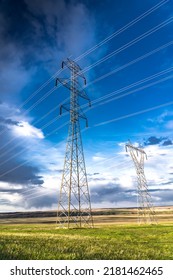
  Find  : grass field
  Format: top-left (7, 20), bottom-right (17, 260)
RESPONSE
top-left (0, 207), bottom-right (172, 260)
top-left (0, 223), bottom-right (173, 260)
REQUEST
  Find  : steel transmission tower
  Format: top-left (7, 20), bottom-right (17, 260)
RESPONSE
top-left (55, 58), bottom-right (93, 228)
top-left (126, 141), bottom-right (156, 224)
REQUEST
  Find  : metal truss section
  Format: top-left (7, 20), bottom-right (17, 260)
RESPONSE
top-left (56, 78), bottom-right (91, 105)
top-left (56, 58), bottom-right (93, 228)
top-left (126, 141), bottom-right (157, 224)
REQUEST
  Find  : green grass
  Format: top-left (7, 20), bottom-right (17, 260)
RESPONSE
top-left (0, 223), bottom-right (173, 260)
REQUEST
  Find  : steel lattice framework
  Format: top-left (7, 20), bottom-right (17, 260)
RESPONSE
top-left (126, 141), bottom-right (157, 224)
top-left (55, 58), bottom-right (93, 228)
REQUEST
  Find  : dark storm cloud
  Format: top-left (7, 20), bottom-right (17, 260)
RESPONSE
top-left (90, 181), bottom-right (173, 205)
top-left (0, 0), bottom-right (96, 66)
top-left (25, 191), bottom-right (57, 209)
top-left (144, 136), bottom-right (163, 146)
top-left (144, 136), bottom-right (173, 146)
top-left (0, 123), bottom-right (44, 186)
top-left (0, 161), bottom-right (44, 186)
top-left (87, 172), bottom-right (100, 177)
top-left (151, 189), bottom-right (173, 203)
top-left (23, 0), bottom-right (96, 59)
top-left (0, 116), bottom-right (21, 127)
top-left (0, 185), bottom-right (44, 197)
top-left (162, 181), bottom-right (173, 186)
top-left (162, 139), bottom-right (173, 146)
top-left (148, 188), bottom-right (172, 192)
top-left (0, 0), bottom-right (98, 208)
top-left (91, 183), bottom-right (137, 204)
top-left (0, 0), bottom-right (97, 103)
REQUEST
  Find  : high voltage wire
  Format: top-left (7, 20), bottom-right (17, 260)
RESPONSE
top-left (1, 64), bottom-right (173, 167)
top-left (0, 0), bottom-right (165, 139)
top-left (0, 65), bottom-right (172, 167)
top-left (0, 38), bottom-right (172, 157)
top-left (11, 160), bottom-right (133, 201)
top-left (81, 16), bottom-right (173, 74)
top-left (74, 0), bottom-right (169, 62)
top-left (19, 0), bottom-right (169, 109)
top-left (0, 1), bottom-right (171, 141)
top-left (35, 52), bottom-right (173, 131)
top-left (0, 1), bottom-right (171, 206)
top-left (0, 9), bottom-right (172, 152)
top-left (0, 1), bottom-right (170, 139)
top-left (0, 121), bottom-right (69, 164)
top-left (49, 40), bottom-right (173, 119)
top-left (0, 74), bottom-right (60, 138)
top-left (95, 100), bottom-right (173, 127)
top-left (21, 15), bottom-right (173, 112)
top-left (84, 65), bottom-right (173, 110)
top-left (0, 157), bottom-right (133, 203)
top-left (4, 38), bottom-right (173, 152)
top-left (86, 74), bottom-right (173, 112)
top-left (86, 40), bottom-right (173, 87)
top-left (1, 96), bottom-right (173, 180)
top-left (0, 96), bottom-right (69, 153)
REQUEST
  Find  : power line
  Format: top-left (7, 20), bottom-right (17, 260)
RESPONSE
top-left (95, 100), bottom-right (173, 127)
top-left (126, 141), bottom-right (157, 224)
top-left (1, 4), bottom-right (170, 142)
top-left (81, 16), bottom-right (173, 73)
top-left (56, 59), bottom-right (93, 228)
top-left (1, 38), bottom-right (172, 158)
top-left (89, 74), bottom-right (173, 112)
top-left (0, 71), bottom-right (62, 138)
top-left (1, 0), bottom-right (165, 140)
top-left (75, 0), bottom-right (169, 62)
top-left (1, 97), bottom-right (173, 181)
top-left (1, 65), bottom-right (172, 168)
top-left (84, 65), bottom-right (173, 110)
top-left (10, 160), bottom-right (133, 202)
top-left (86, 40), bottom-right (173, 87)
top-left (26, 15), bottom-right (173, 116)
top-left (0, 14), bottom-right (172, 155)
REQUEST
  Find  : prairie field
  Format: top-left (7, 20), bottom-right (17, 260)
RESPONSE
top-left (0, 206), bottom-right (173, 260)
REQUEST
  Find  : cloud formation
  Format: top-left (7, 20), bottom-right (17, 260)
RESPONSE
top-left (144, 136), bottom-right (173, 146)
top-left (1, 1), bottom-right (173, 212)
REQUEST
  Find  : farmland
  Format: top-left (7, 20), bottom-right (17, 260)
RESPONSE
top-left (0, 206), bottom-right (173, 260)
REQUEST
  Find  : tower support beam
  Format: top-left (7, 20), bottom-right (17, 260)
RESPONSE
top-left (126, 141), bottom-right (157, 224)
top-left (56, 58), bottom-right (93, 228)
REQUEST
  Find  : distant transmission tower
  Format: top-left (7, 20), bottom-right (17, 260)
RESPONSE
top-left (55, 58), bottom-right (93, 228)
top-left (126, 141), bottom-right (156, 224)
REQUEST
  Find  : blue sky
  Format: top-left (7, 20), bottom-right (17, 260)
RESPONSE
top-left (0, 0), bottom-right (173, 211)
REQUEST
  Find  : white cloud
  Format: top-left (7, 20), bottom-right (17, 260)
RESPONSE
top-left (1, 137), bottom-right (173, 211)
top-left (92, 156), bottom-right (106, 162)
top-left (13, 121), bottom-right (44, 139)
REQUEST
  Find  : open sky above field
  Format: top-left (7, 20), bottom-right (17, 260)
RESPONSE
top-left (0, 0), bottom-right (173, 212)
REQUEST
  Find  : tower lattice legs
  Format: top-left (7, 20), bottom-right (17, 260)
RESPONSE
top-left (56, 59), bottom-right (93, 228)
top-left (126, 141), bottom-right (157, 224)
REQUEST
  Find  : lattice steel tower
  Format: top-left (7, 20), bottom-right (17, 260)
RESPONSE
top-left (126, 141), bottom-right (156, 224)
top-left (55, 58), bottom-right (93, 228)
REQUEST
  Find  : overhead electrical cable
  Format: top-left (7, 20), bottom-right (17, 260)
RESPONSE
top-left (1, 64), bottom-right (173, 166)
top-left (0, 0), bottom-right (169, 143)
top-left (1, 38), bottom-right (172, 156)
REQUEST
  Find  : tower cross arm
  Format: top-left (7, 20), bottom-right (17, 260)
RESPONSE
top-left (78, 110), bottom-right (89, 127)
top-left (126, 143), bottom-right (147, 159)
top-left (78, 90), bottom-right (91, 107)
top-left (62, 58), bottom-right (86, 85)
